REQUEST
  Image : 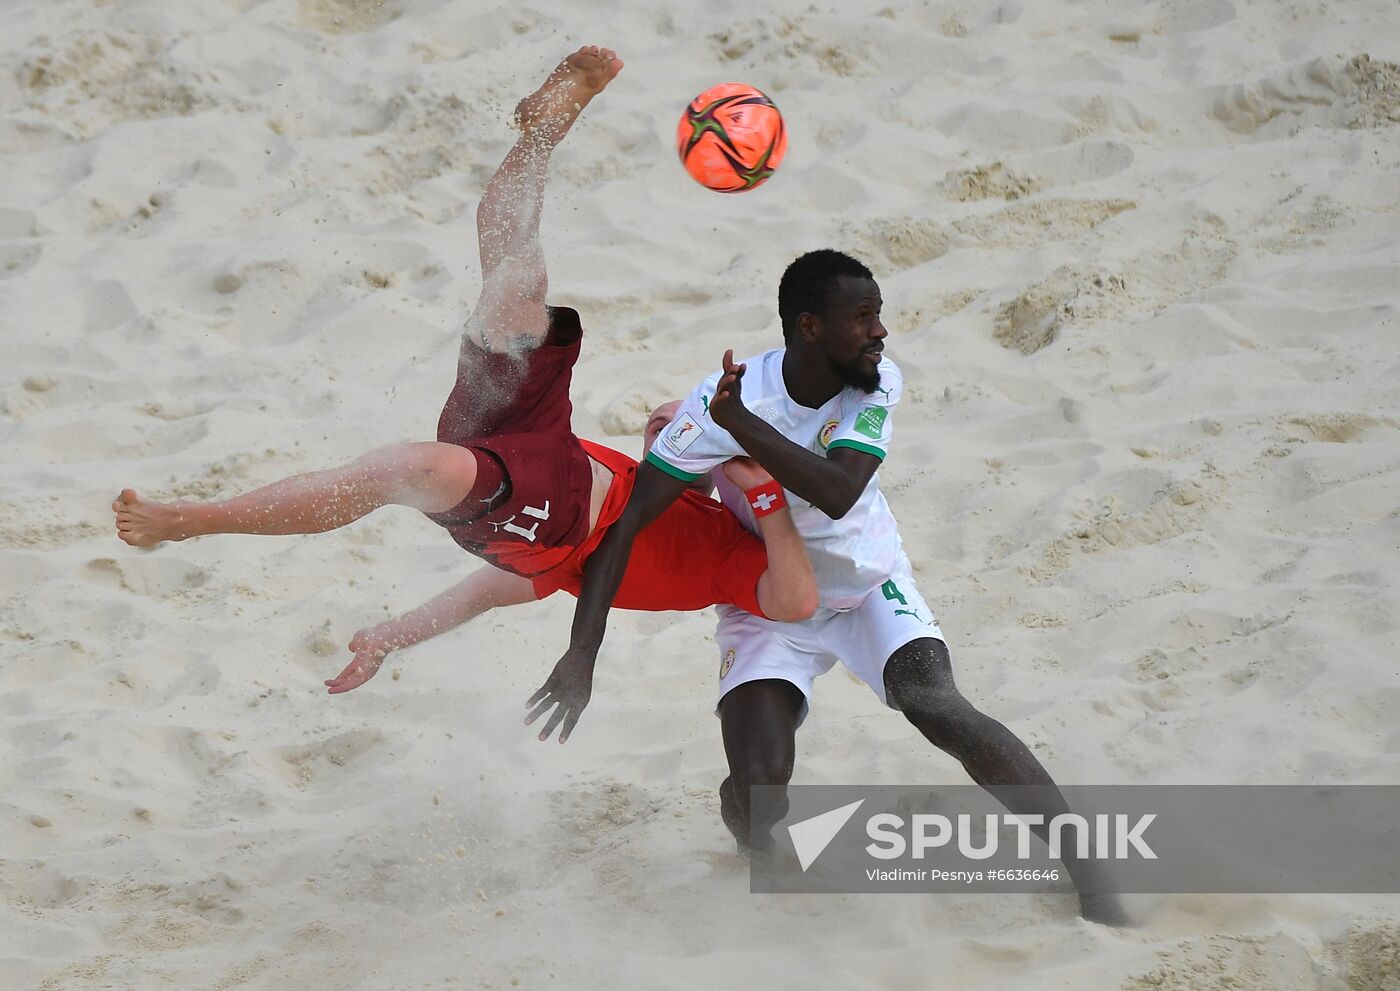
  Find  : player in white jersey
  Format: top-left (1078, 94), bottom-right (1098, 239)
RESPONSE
top-left (527, 249), bottom-right (1125, 924)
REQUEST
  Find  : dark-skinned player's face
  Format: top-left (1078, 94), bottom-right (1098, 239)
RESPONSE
top-left (812, 275), bottom-right (887, 393)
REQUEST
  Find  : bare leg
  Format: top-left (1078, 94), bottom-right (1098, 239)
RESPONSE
top-left (884, 639), bottom-right (1130, 926)
top-left (718, 679), bottom-right (805, 853)
top-left (466, 45), bottom-right (623, 352)
top-left (113, 441), bottom-right (478, 548)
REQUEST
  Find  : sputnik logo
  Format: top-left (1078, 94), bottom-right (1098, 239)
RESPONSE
top-left (786, 799), bottom-right (865, 871)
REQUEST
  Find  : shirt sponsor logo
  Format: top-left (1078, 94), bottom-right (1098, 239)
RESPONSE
top-left (663, 412), bottom-right (705, 456)
top-left (854, 406), bottom-right (888, 439)
top-left (818, 419), bottom-right (840, 449)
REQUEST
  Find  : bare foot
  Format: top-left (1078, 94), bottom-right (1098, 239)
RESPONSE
top-left (113, 488), bottom-right (198, 548)
top-left (513, 45), bottom-right (623, 147)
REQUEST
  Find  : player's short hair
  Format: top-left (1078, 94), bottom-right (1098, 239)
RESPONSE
top-left (778, 249), bottom-right (874, 342)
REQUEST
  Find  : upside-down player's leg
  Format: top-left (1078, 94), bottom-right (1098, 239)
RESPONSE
top-left (465, 46), bottom-right (623, 353)
top-left (113, 441), bottom-right (480, 548)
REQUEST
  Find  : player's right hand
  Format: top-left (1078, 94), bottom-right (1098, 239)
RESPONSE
top-left (325, 630), bottom-right (391, 695)
top-left (709, 349), bottom-right (750, 432)
top-left (525, 648), bottom-right (594, 743)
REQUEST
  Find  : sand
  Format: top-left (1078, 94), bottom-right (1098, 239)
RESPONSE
top-left (2, 0), bottom-right (1399, 988)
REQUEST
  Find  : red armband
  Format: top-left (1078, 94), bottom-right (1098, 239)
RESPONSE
top-left (745, 480), bottom-right (786, 518)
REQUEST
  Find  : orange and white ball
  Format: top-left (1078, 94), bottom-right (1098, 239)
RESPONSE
top-left (676, 83), bottom-right (788, 193)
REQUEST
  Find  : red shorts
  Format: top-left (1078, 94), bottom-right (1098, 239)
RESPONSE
top-left (531, 441), bottom-right (770, 618)
top-left (427, 308), bottom-right (594, 574)
top-left (427, 308), bottom-right (769, 615)
top-left (436, 306), bottom-right (582, 445)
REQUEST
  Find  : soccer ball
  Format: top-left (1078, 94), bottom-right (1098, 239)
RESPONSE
top-left (676, 83), bottom-right (788, 193)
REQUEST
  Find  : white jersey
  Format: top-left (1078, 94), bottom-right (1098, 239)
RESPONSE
top-left (646, 348), bottom-right (905, 610)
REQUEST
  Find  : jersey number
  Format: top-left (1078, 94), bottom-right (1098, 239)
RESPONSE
top-left (496, 501), bottom-right (551, 542)
top-left (881, 580), bottom-right (908, 606)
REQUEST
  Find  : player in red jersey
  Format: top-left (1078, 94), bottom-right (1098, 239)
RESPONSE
top-left (322, 404), bottom-right (721, 694)
top-left (112, 47), bottom-right (818, 698)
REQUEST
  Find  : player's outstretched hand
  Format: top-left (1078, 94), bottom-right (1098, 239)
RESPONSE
top-left (526, 648), bottom-right (594, 743)
top-left (709, 349), bottom-right (750, 432)
top-left (325, 629), bottom-right (391, 694)
top-left (721, 456), bottom-right (773, 491)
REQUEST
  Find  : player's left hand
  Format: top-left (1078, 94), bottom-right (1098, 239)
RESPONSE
top-left (709, 349), bottom-right (750, 432)
top-left (325, 629), bottom-right (391, 695)
top-left (526, 648), bottom-right (595, 743)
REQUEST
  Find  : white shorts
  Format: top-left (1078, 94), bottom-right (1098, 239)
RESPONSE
top-left (714, 561), bottom-right (945, 723)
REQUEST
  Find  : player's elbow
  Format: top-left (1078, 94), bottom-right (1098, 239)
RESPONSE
top-left (765, 583), bottom-right (820, 623)
top-left (829, 478), bottom-right (871, 520)
top-left (820, 496), bottom-right (858, 521)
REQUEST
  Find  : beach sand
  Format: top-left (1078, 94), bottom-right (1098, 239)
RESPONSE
top-left (2, 0), bottom-right (1399, 987)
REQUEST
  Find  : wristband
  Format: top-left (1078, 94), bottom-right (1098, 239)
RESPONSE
top-left (745, 480), bottom-right (786, 518)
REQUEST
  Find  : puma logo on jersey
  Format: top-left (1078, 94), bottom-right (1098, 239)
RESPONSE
top-left (478, 480), bottom-right (507, 507)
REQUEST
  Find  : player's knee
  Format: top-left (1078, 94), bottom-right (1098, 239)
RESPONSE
top-left (891, 685), bottom-right (967, 733)
top-left (733, 750), bottom-right (793, 790)
top-left (368, 442), bottom-right (477, 511)
top-left (402, 442), bottom-right (460, 482)
top-left (884, 638), bottom-right (961, 717)
top-left (481, 261), bottom-right (548, 307)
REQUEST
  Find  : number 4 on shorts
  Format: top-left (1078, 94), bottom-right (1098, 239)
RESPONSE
top-left (881, 580), bottom-right (908, 606)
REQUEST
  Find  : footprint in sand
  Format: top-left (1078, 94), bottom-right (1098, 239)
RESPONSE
top-left (1282, 413), bottom-right (1394, 444)
top-left (846, 216), bottom-right (949, 271)
top-left (45, 413), bottom-right (209, 463)
top-left (84, 557), bottom-right (208, 597)
top-left (0, 243), bottom-right (42, 281)
top-left (940, 161), bottom-right (1042, 202)
top-left (954, 198), bottom-right (1135, 250)
top-left (19, 32), bottom-right (217, 134)
top-left (138, 873), bottom-right (248, 925)
top-left (992, 265), bottom-right (1114, 354)
top-left (1208, 54), bottom-right (1400, 137)
top-left (297, 0), bottom-right (401, 34)
top-left (127, 727), bottom-right (238, 792)
top-left (268, 729), bottom-right (386, 788)
top-left (1022, 141), bottom-right (1134, 188)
